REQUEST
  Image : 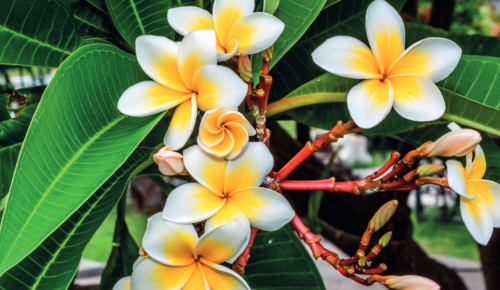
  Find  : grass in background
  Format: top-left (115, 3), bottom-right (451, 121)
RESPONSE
top-left (411, 210), bottom-right (479, 261)
top-left (82, 206), bottom-right (148, 263)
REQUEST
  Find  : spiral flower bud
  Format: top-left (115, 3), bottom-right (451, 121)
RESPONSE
top-left (421, 129), bottom-right (481, 157)
top-left (238, 53), bottom-right (252, 83)
top-left (153, 146), bottom-right (188, 176)
top-left (381, 275), bottom-right (440, 290)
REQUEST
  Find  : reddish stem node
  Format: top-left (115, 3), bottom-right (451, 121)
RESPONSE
top-left (232, 227), bottom-right (259, 275)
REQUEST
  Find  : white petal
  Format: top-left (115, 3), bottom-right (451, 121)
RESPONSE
top-left (163, 183), bottom-right (225, 223)
top-left (195, 219), bottom-right (248, 264)
top-left (312, 36), bottom-right (381, 79)
top-left (135, 35), bottom-right (189, 92)
top-left (183, 145), bottom-right (228, 195)
top-left (112, 277), bottom-right (131, 290)
top-left (227, 13), bottom-right (284, 55)
top-left (118, 81), bottom-right (190, 117)
top-left (163, 96), bottom-right (197, 150)
top-left (224, 142), bottom-right (274, 194)
top-left (131, 257), bottom-right (195, 290)
top-left (167, 7), bottom-right (215, 36)
top-left (192, 65), bottom-right (247, 112)
top-left (448, 122), bottom-right (462, 131)
top-left (213, 0), bottom-right (255, 47)
top-left (142, 213), bottom-right (197, 266)
top-left (200, 259), bottom-right (251, 290)
top-left (366, 0), bottom-right (405, 73)
top-left (446, 160), bottom-right (474, 200)
top-left (460, 195), bottom-right (494, 245)
top-left (389, 38), bottom-right (462, 83)
top-left (217, 39), bottom-right (238, 62)
top-left (390, 75), bottom-right (445, 121)
top-left (230, 187), bottom-right (295, 231)
top-left (467, 180), bottom-right (500, 227)
top-left (178, 30), bottom-right (217, 89)
top-left (346, 79), bottom-right (393, 129)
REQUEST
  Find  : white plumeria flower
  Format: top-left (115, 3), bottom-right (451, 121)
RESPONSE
top-left (115, 214), bottom-right (251, 290)
top-left (117, 30), bottom-right (247, 150)
top-left (311, 0), bottom-right (462, 129)
top-left (163, 142), bottom-right (295, 262)
top-left (167, 0), bottom-right (285, 62)
top-left (446, 124), bottom-right (500, 245)
top-left (198, 107), bottom-right (256, 159)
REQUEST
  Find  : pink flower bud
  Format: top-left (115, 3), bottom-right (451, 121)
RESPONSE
top-left (382, 275), bottom-right (440, 290)
top-left (421, 129), bottom-right (481, 157)
top-left (153, 146), bottom-right (188, 176)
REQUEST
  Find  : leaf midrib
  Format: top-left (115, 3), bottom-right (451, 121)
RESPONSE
top-left (128, 0), bottom-right (146, 34)
top-left (0, 114), bottom-right (126, 272)
top-left (0, 26), bottom-right (74, 56)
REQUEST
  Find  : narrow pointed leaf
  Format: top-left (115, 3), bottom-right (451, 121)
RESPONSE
top-left (0, 43), bottom-right (163, 275)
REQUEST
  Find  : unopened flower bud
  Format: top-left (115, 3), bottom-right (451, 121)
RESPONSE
top-left (368, 200), bottom-right (398, 233)
top-left (153, 146), bottom-right (188, 176)
top-left (416, 164), bottom-right (445, 177)
top-left (380, 275), bottom-right (440, 290)
top-left (358, 256), bottom-right (367, 267)
top-left (238, 53), bottom-right (252, 83)
top-left (378, 232), bottom-right (392, 247)
top-left (421, 129), bottom-right (481, 157)
top-left (262, 45), bottom-right (274, 63)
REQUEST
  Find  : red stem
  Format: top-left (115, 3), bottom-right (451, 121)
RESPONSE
top-left (232, 227), bottom-right (259, 274)
top-left (279, 177), bottom-right (382, 195)
top-left (369, 152), bottom-right (400, 180)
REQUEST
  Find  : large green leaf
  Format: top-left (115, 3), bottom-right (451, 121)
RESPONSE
top-left (269, 0), bottom-right (406, 102)
top-left (0, 0), bottom-right (82, 68)
top-left (86, 0), bottom-right (110, 14)
top-left (0, 43), bottom-right (163, 275)
top-left (0, 144), bottom-right (21, 202)
top-left (251, 0), bottom-right (326, 82)
top-left (0, 147), bottom-right (152, 290)
top-left (242, 224), bottom-right (325, 290)
top-left (66, 0), bottom-right (120, 39)
top-left (106, 0), bottom-right (175, 47)
top-left (405, 22), bottom-right (500, 58)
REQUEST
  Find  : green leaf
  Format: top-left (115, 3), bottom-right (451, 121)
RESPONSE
top-left (251, 0), bottom-right (326, 83)
top-left (242, 224), bottom-right (325, 290)
top-left (106, 0), bottom-right (175, 47)
top-left (405, 22), bottom-right (500, 58)
top-left (0, 43), bottom-right (164, 275)
top-left (171, 0), bottom-right (197, 7)
top-left (323, 0), bottom-right (340, 9)
top-left (0, 147), bottom-right (152, 290)
top-left (0, 0), bottom-right (82, 68)
top-left (65, 0), bottom-right (120, 39)
top-left (264, 0), bottom-right (280, 14)
top-left (269, 0), bottom-right (406, 102)
top-left (0, 144), bottom-right (21, 201)
top-left (99, 195), bottom-right (139, 290)
top-left (86, 0), bottom-right (110, 14)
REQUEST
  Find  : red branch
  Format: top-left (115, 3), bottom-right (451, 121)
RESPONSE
top-left (370, 152), bottom-right (400, 180)
top-left (232, 227), bottom-right (259, 274)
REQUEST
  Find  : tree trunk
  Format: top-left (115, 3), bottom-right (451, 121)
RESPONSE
top-left (478, 229), bottom-right (500, 290)
top-left (429, 0), bottom-right (455, 31)
top-left (267, 121), bottom-right (467, 290)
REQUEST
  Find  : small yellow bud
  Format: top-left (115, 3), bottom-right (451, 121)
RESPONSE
top-left (416, 164), bottom-right (445, 177)
top-left (421, 129), bottom-right (481, 157)
top-left (381, 275), bottom-right (440, 290)
top-left (378, 232), bottom-right (392, 247)
top-left (238, 53), bottom-right (252, 83)
top-left (358, 256), bottom-right (367, 267)
top-left (262, 45), bottom-right (274, 63)
top-left (368, 200), bottom-right (398, 233)
top-left (153, 146), bottom-right (188, 176)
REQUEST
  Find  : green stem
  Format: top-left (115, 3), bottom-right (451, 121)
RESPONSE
top-left (196, 0), bottom-right (203, 8)
top-left (266, 93), bottom-right (347, 118)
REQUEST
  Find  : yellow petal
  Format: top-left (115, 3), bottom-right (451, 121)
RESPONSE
top-left (346, 79), bottom-right (393, 129)
top-left (203, 108), bottom-right (234, 133)
top-left (135, 35), bottom-right (190, 92)
top-left (183, 262), bottom-right (209, 290)
top-left (142, 213), bottom-right (197, 266)
top-left (468, 145), bottom-right (486, 180)
top-left (200, 259), bottom-right (251, 290)
top-left (388, 38), bottom-right (461, 82)
top-left (365, 0), bottom-right (405, 73)
top-left (164, 96), bottom-right (197, 150)
top-left (213, 0), bottom-right (254, 47)
top-left (163, 183), bottom-right (226, 222)
top-left (183, 145), bottom-right (227, 195)
top-left (131, 258), bottom-right (195, 289)
top-left (168, 7), bottom-right (215, 36)
top-left (118, 81), bottom-right (191, 117)
top-left (198, 129), bottom-right (235, 158)
top-left (446, 160), bottom-right (473, 199)
top-left (218, 111), bottom-right (255, 135)
top-left (225, 122), bottom-right (249, 160)
top-left (200, 126), bottom-right (225, 146)
top-left (224, 142), bottom-right (273, 194)
top-left (390, 75), bottom-right (445, 122)
top-left (460, 195), bottom-right (494, 245)
top-left (466, 180), bottom-right (500, 227)
top-left (227, 13), bottom-right (284, 55)
top-left (312, 36), bottom-right (381, 79)
top-left (195, 219), bottom-right (248, 264)
top-left (178, 30), bottom-right (217, 89)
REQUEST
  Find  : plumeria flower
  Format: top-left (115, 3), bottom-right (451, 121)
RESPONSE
top-left (421, 123), bottom-right (481, 157)
top-left (446, 124), bottom-right (500, 244)
top-left (118, 30), bottom-right (247, 150)
top-left (113, 215), bottom-right (251, 290)
top-left (311, 0), bottom-right (462, 129)
top-left (153, 146), bottom-right (189, 175)
top-left (167, 0), bottom-right (285, 62)
top-left (163, 142), bottom-right (295, 262)
top-left (198, 107), bottom-right (256, 159)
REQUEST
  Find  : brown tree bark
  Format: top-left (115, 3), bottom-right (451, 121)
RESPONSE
top-left (478, 229), bottom-right (500, 290)
top-left (429, 0), bottom-right (455, 31)
top-left (400, 0), bottom-right (419, 23)
top-left (267, 121), bottom-right (467, 290)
